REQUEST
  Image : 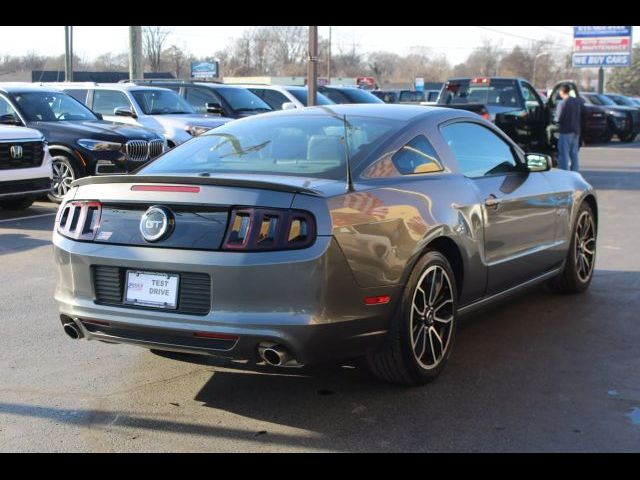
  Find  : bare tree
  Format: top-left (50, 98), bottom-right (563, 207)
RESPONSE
top-left (143, 26), bottom-right (171, 72)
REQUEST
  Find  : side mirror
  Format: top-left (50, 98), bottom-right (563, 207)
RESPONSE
top-left (0, 113), bottom-right (22, 126)
top-left (281, 102), bottom-right (297, 111)
top-left (205, 102), bottom-right (224, 115)
top-left (113, 106), bottom-right (136, 118)
top-left (526, 153), bottom-right (552, 172)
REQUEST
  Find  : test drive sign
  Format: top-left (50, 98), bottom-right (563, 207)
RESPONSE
top-left (572, 26), bottom-right (632, 68)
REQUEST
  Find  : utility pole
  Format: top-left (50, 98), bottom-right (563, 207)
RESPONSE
top-left (129, 26), bottom-right (144, 81)
top-left (64, 26), bottom-right (74, 81)
top-left (597, 67), bottom-right (605, 94)
top-left (327, 26), bottom-right (332, 85)
top-left (307, 26), bottom-right (318, 106)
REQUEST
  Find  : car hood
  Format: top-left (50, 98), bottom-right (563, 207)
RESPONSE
top-left (0, 125), bottom-right (43, 141)
top-left (29, 120), bottom-right (161, 141)
top-left (151, 114), bottom-right (232, 129)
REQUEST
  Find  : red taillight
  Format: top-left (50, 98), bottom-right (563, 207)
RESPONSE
top-left (364, 295), bottom-right (391, 306)
top-left (482, 112), bottom-right (490, 120)
top-left (56, 200), bottom-right (102, 241)
top-left (222, 207), bottom-right (316, 251)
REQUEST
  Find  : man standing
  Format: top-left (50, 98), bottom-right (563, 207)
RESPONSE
top-left (555, 84), bottom-right (582, 171)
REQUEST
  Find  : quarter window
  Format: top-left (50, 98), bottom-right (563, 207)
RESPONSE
top-left (392, 135), bottom-right (443, 175)
top-left (92, 90), bottom-right (132, 116)
top-left (441, 122), bottom-right (519, 177)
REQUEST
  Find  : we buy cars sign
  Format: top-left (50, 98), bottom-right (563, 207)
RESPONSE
top-left (572, 26), bottom-right (632, 67)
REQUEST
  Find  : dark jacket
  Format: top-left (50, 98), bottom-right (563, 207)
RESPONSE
top-left (558, 96), bottom-right (582, 134)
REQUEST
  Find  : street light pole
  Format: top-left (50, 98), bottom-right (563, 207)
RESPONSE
top-left (307, 26), bottom-right (318, 106)
top-left (64, 26), bottom-right (74, 81)
top-left (129, 26), bottom-right (143, 81)
top-left (532, 52), bottom-right (550, 89)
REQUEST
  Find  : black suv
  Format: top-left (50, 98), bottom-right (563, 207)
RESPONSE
top-left (131, 80), bottom-right (273, 118)
top-left (0, 84), bottom-right (165, 201)
top-left (582, 92), bottom-right (640, 143)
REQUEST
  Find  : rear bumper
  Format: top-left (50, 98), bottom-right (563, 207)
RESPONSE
top-left (53, 233), bottom-right (400, 365)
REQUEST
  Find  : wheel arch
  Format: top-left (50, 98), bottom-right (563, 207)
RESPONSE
top-left (48, 145), bottom-right (87, 175)
top-left (582, 193), bottom-right (598, 228)
top-left (422, 236), bottom-right (464, 298)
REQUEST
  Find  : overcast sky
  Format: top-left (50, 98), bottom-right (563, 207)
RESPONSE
top-left (0, 26), bottom-right (637, 66)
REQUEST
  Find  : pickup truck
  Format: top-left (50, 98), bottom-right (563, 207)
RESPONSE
top-left (436, 77), bottom-right (608, 152)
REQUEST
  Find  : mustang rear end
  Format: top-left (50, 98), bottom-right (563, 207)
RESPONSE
top-left (52, 175), bottom-right (394, 367)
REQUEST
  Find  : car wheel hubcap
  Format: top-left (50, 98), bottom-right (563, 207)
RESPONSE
top-left (410, 265), bottom-right (454, 370)
top-left (575, 211), bottom-right (596, 282)
top-left (51, 158), bottom-right (75, 199)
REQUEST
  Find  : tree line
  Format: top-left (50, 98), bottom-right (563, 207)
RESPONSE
top-left (0, 26), bottom-right (637, 95)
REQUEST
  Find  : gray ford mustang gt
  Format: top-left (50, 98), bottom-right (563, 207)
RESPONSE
top-left (53, 104), bottom-right (597, 385)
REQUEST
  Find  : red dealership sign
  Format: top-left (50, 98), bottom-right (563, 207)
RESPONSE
top-left (574, 37), bottom-right (630, 53)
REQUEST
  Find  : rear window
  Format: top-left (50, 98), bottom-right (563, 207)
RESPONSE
top-left (441, 79), bottom-right (520, 108)
top-left (399, 91), bottom-right (425, 103)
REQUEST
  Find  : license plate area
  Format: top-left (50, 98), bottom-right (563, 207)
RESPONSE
top-left (124, 270), bottom-right (180, 309)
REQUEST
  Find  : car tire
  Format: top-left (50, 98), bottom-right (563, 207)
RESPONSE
top-left (619, 131), bottom-right (637, 143)
top-left (366, 250), bottom-right (458, 386)
top-left (48, 154), bottom-right (82, 203)
top-left (0, 197), bottom-right (34, 210)
top-left (549, 202), bottom-right (597, 294)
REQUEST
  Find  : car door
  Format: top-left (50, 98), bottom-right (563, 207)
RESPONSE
top-left (441, 120), bottom-right (561, 295)
top-left (518, 80), bottom-right (547, 151)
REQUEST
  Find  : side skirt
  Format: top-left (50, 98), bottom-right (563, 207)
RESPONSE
top-left (457, 266), bottom-right (563, 317)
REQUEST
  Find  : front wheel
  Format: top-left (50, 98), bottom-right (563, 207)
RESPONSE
top-left (549, 203), bottom-right (597, 294)
top-left (367, 251), bottom-right (457, 385)
top-left (48, 155), bottom-right (80, 203)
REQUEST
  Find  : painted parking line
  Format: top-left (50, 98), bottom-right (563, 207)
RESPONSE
top-left (0, 212), bottom-right (56, 224)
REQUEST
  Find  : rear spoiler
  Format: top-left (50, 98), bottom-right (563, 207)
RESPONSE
top-left (71, 175), bottom-right (322, 196)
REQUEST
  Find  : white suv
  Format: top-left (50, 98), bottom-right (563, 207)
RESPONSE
top-left (0, 125), bottom-right (52, 210)
top-left (49, 83), bottom-right (232, 147)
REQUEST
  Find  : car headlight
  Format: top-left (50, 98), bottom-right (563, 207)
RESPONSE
top-left (77, 139), bottom-right (123, 151)
top-left (185, 125), bottom-right (212, 137)
top-left (608, 110), bottom-right (626, 118)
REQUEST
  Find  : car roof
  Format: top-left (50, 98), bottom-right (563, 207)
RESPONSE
top-left (43, 82), bottom-right (171, 92)
top-left (0, 82), bottom-right (69, 94)
top-left (235, 103), bottom-right (477, 123)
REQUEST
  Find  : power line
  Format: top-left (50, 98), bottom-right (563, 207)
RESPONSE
top-left (538, 26), bottom-right (573, 37)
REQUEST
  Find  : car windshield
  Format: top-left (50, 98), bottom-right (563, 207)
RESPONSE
top-left (131, 89), bottom-right (196, 115)
top-left (286, 88), bottom-right (334, 106)
top-left (587, 94), bottom-right (616, 106)
top-left (140, 112), bottom-right (403, 180)
top-left (441, 79), bottom-right (520, 107)
top-left (13, 91), bottom-right (97, 122)
top-left (216, 87), bottom-right (271, 112)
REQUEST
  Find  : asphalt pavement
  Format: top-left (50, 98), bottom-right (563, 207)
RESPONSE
top-left (1, 142), bottom-right (639, 452)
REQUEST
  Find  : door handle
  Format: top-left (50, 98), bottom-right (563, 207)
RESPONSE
top-left (484, 194), bottom-right (501, 209)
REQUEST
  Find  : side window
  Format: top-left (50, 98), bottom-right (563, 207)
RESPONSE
top-left (392, 135), bottom-right (443, 175)
top-left (92, 90), bottom-right (132, 116)
top-left (185, 87), bottom-right (219, 113)
top-left (441, 122), bottom-right (519, 178)
top-left (0, 95), bottom-right (19, 118)
top-left (65, 89), bottom-right (88, 105)
top-left (322, 89), bottom-right (348, 104)
top-left (521, 82), bottom-right (542, 109)
top-left (258, 90), bottom-right (290, 110)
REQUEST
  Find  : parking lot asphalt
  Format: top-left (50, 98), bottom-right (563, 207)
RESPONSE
top-left (1, 142), bottom-right (639, 452)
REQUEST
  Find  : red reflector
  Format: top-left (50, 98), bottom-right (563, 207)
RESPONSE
top-left (364, 295), bottom-right (391, 306)
top-left (131, 185), bottom-right (200, 193)
top-left (82, 319), bottom-right (110, 326)
top-left (194, 332), bottom-right (239, 341)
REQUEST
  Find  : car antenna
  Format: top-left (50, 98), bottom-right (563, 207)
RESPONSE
top-left (342, 114), bottom-right (355, 192)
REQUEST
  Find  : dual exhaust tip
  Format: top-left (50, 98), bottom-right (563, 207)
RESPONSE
top-left (61, 316), bottom-right (297, 367)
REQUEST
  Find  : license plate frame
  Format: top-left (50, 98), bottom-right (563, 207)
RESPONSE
top-left (124, 270), bottom-right (180, 310)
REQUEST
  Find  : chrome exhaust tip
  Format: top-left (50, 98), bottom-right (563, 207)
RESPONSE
top-left (60, 315), bottom-right (83, 340)
top-left (258, 343), bottom-right (293, 367)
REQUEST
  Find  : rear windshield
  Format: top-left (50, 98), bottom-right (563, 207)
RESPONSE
top-left (585, 94), bottom-right (616, 106)
top-left (338, 88), bottom-right (384, 104)
top-left (441, 79), bottom-right (520, 107)
top-left (140, 113), bottom-right (403, 180)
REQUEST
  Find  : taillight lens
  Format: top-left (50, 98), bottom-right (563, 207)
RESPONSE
top-left (222, 207), bottom-right (316, 251)
top-left (56, 200), bottom-right (102, 241)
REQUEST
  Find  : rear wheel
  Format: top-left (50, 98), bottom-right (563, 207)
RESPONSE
top-left (367, 251), bottom-right (457, 386)
top-left (549, 203), bottom-right (597, 294)
top-left (0, 197), bottom-right (34, 210)
top-left (619, 131), bottom-right (637, 143)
